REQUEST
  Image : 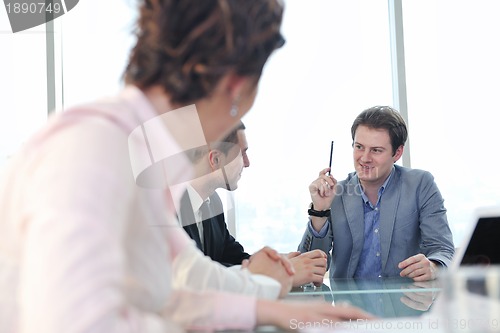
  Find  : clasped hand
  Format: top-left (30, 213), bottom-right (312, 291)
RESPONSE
top-left (241, 247), bottom-right (329, 297)
top-left (242, 246), bottom-right (294, 298)
top-left (287, 249), bottom-right (328, 287)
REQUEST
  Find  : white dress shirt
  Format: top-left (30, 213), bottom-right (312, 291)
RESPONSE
top-left (183, 184), bottom-right (206, 250)
top-left (0, 86), bottom-right (278, 333)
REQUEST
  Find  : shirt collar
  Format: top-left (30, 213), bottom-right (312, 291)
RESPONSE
top-left (185, 184), bottom-right (206, 215)
top-left (359, 166), bottom-right (395, 205)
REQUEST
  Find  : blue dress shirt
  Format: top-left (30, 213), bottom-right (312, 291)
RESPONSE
top-left (354, 169), bottom-right (394, 278)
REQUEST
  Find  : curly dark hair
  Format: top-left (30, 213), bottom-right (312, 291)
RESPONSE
top-left (351, 106), bottom-right (408, 155)
top-left (124, 0), bottom-right (285, 105)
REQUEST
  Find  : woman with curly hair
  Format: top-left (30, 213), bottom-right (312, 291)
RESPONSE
top-left (0, 1), bottom-right (372, 332)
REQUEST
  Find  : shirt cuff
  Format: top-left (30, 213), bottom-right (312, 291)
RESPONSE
top-left (248, 274), bottom-right (281, 300)
top-left (230, 266), bottom-right (280, 300)
top-left (429, 258), bottom-right (445, 267)
top-left (308, 218), bottom-right (330, 238)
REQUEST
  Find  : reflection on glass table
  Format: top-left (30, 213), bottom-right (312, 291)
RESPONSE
top-left (186, 277), bottom-right (442, 333)
top-left (288, 276), bottom-right (441, 319)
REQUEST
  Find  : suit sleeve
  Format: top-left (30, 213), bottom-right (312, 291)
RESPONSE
top-left (211, 195), bottom-right (251, 265)
top-left (417, 171), bottom-right (455, 266)
top-left (298, 218), bottom-right (334, 270)
top-left (220, 227), bottom-right (251, 266)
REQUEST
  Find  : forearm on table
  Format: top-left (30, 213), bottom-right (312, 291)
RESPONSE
top-left (171, 244), bottom-right (280, 299)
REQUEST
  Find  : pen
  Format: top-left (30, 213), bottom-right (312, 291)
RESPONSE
top-left (327, 140), bottom-right (334, 176)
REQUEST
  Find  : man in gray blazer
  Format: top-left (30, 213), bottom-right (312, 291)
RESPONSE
top-left (299, 106), bottom-right (454, 281)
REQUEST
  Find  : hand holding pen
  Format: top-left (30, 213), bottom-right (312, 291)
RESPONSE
top-left (309, 141), bottom-right (337, 211)
top-left (308, 142), bottom-right (337, 233)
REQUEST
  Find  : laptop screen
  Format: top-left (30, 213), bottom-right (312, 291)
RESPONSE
top-left (449, 207), bottom-right (500, 270)
top-left (460, 216), bottom-right (500, 266)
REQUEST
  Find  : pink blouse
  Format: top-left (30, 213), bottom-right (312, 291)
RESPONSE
top-left (0, 86), bottom-right (276, 333)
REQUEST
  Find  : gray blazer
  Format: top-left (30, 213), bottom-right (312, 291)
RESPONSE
top-left (298, 165), bottom-right (455, 278)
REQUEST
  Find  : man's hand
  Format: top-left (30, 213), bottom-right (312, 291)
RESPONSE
top-left (245, 246), bottom-right (294, 298)
top-left (309, 168), bottom-right (337, 210)
top-left (286, 250), bottom-right (327, 287)
top-left (398, 253), bottom-right (438, 281)
top-left (309, 168), bottom-right (337, 232)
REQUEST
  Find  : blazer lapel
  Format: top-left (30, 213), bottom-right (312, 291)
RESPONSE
top-left (179, 190), bottom-right (203, 251)
top-left (379, 168), bottom-right (401, 272)
top-left (343, 175), bottom-right (365, 277)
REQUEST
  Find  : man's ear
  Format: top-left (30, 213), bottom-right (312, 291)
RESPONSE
top-left (393, 145), bottom-right (404, 162)
top-left (208, 150), bottom-right (222, 170)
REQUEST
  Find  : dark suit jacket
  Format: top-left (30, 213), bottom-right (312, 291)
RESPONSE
top-left (180, 191), bottom-right (250, 266)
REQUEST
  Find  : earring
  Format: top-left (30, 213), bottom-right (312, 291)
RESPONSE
top-left (230, 97), bottom-right (239, 117)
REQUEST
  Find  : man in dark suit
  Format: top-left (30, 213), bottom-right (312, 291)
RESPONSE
top-left (181, 190), bottom-right (250, 266)
top-left (180, 123), bottom-right (328, 286)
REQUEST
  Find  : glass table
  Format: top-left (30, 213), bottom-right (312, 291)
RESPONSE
top-left (188, 276), bottom-right (443, 333)
top-left (287, 276), bottom-right (441, 318)
top-left (190, 269), bottom-right (500, 333)
top-left (230, 277), bottom-right (443, 333)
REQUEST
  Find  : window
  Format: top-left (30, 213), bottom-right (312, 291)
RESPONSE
top-left (234, 0), bottom-right (393, 253)
top-left (403, 0), bottom-right (500, 247)
top-left (57, 0), bottom-right (136, 107)
top-left (0, 11), bottom-right (47, 168)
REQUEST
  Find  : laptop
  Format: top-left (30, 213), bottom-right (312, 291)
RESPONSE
top-left (450, 205), bottom-right (500, 270)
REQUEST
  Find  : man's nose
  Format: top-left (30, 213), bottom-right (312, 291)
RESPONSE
top-left (361, 150), bottom-right (372, 162)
